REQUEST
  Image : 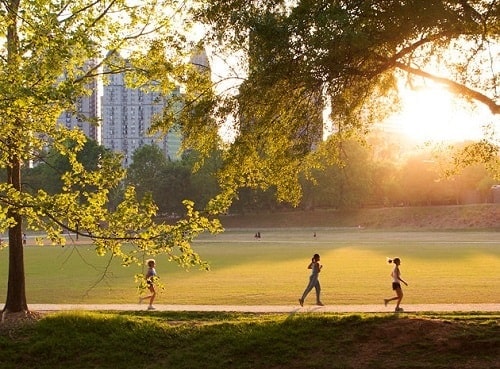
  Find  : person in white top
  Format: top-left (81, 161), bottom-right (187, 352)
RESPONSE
top-left (384, 257), bottom-right (408, 312)
top-left (139, 259), bottom-right (157, 310)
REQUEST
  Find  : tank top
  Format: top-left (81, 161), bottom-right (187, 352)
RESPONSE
top-left (311, 262), bottom-right (320, 276)
top-left (391, 266), bottom-right (400, 283)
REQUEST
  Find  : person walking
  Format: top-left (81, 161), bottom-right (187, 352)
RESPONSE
top-left (299, 253), bottom-right (324, 307)
top-left (384, 257), bottom-right (408, 312)
top-left (139, 259), bottom-right (157, 310)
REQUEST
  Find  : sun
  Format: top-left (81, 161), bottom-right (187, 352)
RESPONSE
top-left (384, 81), bottom-right (498, 143)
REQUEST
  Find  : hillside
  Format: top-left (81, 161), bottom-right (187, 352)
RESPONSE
top-left (1, 312), bottom-right (498, 369)
top-left (219, 204), bottom-right (500, 230)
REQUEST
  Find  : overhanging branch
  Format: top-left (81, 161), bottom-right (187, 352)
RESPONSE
top-left (394, 61), bottom-right (499, 115)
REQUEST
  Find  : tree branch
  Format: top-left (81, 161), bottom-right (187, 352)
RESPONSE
top-left (394, 61), bottom-right (499, 115)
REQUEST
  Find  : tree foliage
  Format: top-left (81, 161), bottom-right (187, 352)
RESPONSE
top-left (0, 0), bottom-right (221, 314)
top-left (24, 139), bottom-right (110, 195)
top-left (126, 144), bottom-right (170, 202)
top-left (178, 0), bottom-right (499, 207)
top-left (1, 0), bottom-right (499, 314)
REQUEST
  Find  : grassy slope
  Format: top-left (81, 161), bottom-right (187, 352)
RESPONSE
top-left (219, 204), bottom-right (500, 230)
top-left (0, 311), bottom-right (498, 369)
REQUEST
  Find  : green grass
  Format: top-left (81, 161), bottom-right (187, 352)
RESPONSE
top-left (2, 213), bottom-right (498, 369)
top-left (0, 311), bottom-right (498, 369)
top-left (0, 230), bottom-right (499, 305)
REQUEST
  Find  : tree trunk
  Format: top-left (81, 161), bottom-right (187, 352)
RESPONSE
top-left (3, 160), bottom-right (28, 313)
top-left (1, 0), bottom-right (28, 315)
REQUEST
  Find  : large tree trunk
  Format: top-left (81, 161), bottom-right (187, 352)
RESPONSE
top-left (3, 160), bottom-right (28, 314)
top-left (2, 0), bottom-right (28, 315)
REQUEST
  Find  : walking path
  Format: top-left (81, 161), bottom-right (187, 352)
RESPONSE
top-left (27, 303), bottom-right (500, 313)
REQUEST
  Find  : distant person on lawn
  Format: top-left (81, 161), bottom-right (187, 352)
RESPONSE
top-left (384, 257), bottom-right (408, 312)
top-left (299, 253), bottom-right (324, 307)
top-left (139, 259), bottom-right (157, 310)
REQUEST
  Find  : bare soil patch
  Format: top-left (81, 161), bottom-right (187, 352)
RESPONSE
top-left (347, 318), bottom-right (494, 369)
top-left (0, 310), bottom-right (43, 337)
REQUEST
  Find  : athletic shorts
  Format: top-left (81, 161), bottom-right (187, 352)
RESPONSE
top-left (392, 282), bottom-right (401, 290)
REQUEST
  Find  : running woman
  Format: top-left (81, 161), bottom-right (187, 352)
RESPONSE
top-left (384, 257), bottom-right (408, 312)
top-left (299, 253), bottom-right (324, 307)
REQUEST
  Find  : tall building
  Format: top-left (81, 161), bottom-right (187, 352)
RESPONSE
top-left (61, 49), bottom-right (211, 167)
top-left (100, 68), bottom-right (182, 166)
top-left (57, 61), bottom-right (100, 141)
top-left (100, 49), bottom-right (212, 167)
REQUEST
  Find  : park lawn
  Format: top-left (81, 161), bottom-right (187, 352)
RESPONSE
top-left (0, 230), bottom-right (498, 305)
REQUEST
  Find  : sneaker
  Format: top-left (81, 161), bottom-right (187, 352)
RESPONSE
top-left (147, 305), bottom-right (156, 311)
top-left (395, 307), bottom-right (404, 312)
top-left (299, 298), bottom-right (304, 307)
top-left (316, 301), bottom-right (324, 306)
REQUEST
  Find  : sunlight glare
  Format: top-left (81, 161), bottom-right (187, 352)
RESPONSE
top-left (385, 82), bottom-right (498, 143)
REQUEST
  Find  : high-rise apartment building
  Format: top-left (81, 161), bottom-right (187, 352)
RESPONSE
top-left (100, 49), bottom-right (211, 166)
top-left (60, 49), bottom-right (211, 167)
top-left (57, 61), bottom-right (100, 141)
top-left (100, 71), bottom-right (182, 166)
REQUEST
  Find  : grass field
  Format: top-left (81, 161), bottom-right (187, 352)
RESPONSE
top-left (1, 227), bottom-right (499, 369)
top-left (1, 229), bottom-right (498, 306)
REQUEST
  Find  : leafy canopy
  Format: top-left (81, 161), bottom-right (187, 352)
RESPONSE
top-left (175, 0), bottom-right (499, 206)
top-left (0, 0), bottom-right (222, 306)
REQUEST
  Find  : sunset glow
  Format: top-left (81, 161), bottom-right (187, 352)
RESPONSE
top-left (385, 82), bottom-right (499, 144)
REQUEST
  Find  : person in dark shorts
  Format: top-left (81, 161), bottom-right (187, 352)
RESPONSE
top-left (139, 259), bottom-right (157, 310)
top-left (384, 257), bottom-right (408, 312)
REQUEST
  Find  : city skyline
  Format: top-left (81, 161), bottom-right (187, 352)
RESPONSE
top-left (56, 50), bottom-right (212, 166)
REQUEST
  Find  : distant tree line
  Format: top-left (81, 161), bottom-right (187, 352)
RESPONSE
top-left (21, 136), bottom-right (498, 217)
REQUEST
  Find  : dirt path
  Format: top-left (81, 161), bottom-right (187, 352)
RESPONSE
top-left (26, 303), bottom-right (500, 313)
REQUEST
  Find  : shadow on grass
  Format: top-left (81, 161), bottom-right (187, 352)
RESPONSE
top-left (0, 311), bottom-right (498, 369)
